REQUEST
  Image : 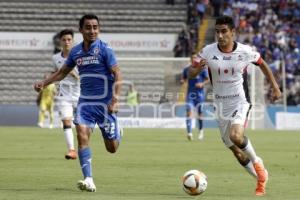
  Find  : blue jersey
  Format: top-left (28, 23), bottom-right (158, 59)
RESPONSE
top-left (182, 66), bottom-right (208, 101)
top-left (65, 39), bottom-right (117, 104)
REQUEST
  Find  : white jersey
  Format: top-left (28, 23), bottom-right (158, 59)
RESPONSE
top-left (52, 52), bottom-right (80, 103)
top-left (199, 42), bottom-right (262, 108)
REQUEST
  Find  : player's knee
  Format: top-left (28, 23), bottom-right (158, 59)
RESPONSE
top-left (106, 146), bottom-right (118, 153)
top-left (107, 148), bottom-right (117, 153)
top-left (230, 131), bottom-right (243, 145)
top-left (105, 141), bottom-right (119, 153)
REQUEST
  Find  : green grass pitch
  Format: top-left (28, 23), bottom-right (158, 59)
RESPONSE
top-left (0, 127), bottom-right (299, 200)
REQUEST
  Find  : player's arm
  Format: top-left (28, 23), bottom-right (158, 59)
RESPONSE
top-left (69, 70), bottom-right (80, 81)
top-left (34, 64), bottom-right (73, 92)
top-left (180, 72), bottom-right (187, 84)
top-left (195, 77), bottom-right (210, 88)
top-left (257, 59), bottom-right (281, 102)
top-left (109, 65), bottom-right (122, 113)
top-left (188, 58), bottom-right (207, 79)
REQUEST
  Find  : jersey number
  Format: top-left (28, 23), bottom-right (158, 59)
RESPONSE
top-left (104, 122), bottom-right (115, 135)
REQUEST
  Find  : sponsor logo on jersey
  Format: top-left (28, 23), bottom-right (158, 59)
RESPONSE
top-left (76, 56), bottom-right (99, 66)
top-left (215, 94), bottom-right (239, 99)
top-left (212, 55), bottom-right (219, 60)
top-left (93, 48), bottom-right (99, 54)
top-left (223, 56), bottom-right (231, 60)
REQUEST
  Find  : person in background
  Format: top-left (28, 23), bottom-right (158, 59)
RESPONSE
top-left (181, 54), bottom-right (209, 140)
top-left (126, 84), bottom-right (139, 106)
top-left (52, 29), bottom-right (80, 160)
top-left (37, 73), bottom-right (56, 129)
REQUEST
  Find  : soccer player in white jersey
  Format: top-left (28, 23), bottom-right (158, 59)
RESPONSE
top-left (53, 29), bottom-right (80, 160)
top-left (189, 16), bottom-right (281, 196)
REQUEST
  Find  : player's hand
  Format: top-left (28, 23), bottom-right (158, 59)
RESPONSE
top-left (33, 81), bottom-right (44, 92)
top-left (108, 97), bottom-right (119, 113)
top-left (271, 87), bottom-right (281, 102)
top-left (191, 56), bottom-right (207, 69)
top-left (195, 83), bottom-right (204, 88)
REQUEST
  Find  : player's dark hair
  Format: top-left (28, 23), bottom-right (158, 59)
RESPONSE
top-left (59, 29), bottom-right (74, 39)
top-left (79, 14), bottom-right (100, 29)
top-left (215, 15), bottom-right (235, 30)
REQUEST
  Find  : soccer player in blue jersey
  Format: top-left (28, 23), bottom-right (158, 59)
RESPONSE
top-left (34, 14), bottom-right (122, 192)
top-left (181, 55), bottom-right (209, 141)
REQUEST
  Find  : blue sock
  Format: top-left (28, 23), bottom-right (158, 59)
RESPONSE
top-left (78, 147), bottom-right (92, 178)
top-left (198, 119), bottom-right (203, 130)
top-left (186, 118), bottom-right (192, 133)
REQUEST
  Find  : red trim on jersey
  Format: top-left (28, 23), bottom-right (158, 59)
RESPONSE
top-left (256, 57), bottom-right (263, 65)
top-left (243, 65), bottom-right (248, 73)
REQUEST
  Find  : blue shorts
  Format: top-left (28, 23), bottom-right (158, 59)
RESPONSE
top-left (74, 102), bottom-right (120, 141)
top-left (186, 98), bottom-right (204, 114)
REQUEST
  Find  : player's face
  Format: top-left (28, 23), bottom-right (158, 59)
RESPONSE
top-left (80, 19), bottom-right (100, 43)
top-left (215, 24), bottom-right (235, 47)
top-left (60, 34), bottom-right (73, 51)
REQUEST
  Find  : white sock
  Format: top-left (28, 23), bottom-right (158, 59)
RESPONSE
top-left (85, 176), bottom-right (94, 182)
top-left (244, 161), bottom-right (257, 178)
top-left (242, 139), bottom-right (259, 163)
top-left (64, 128), bottom-right (75, 150)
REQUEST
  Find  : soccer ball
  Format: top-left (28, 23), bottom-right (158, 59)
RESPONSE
top-left (182, 169), bottom-right (208, 196)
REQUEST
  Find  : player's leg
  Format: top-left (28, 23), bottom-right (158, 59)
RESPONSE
top-left (219, 119), bottom-right (257, 177)
top-left (185, 102), bottom-right (193, 140)
top-left (99, 113), bottom-right (121, 153)
top-left (196, 102), bottom-right (204, 140)
top-left (48, 101), bottom-right (54, 129)
top-left (60, 103), bottom-right (76, 159)
top-left (229, 104), bottom-right (268, 196)
top-left (76, 124), bottom-right (96, 192)
top-left (38, 101), bottom-right (47, 127)
top-left (74, 103), bottom-right (97, 192)
top-left (229, 144), bottom-right (257, 177)
top-left (63, 118), bottom-right (76, 159)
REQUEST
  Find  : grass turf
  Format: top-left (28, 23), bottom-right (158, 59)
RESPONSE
top-left (0, 127), bottom-right (299, 200)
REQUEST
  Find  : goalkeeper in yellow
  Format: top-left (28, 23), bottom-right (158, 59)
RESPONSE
top-left (37, 73), bottom-right (56, 128)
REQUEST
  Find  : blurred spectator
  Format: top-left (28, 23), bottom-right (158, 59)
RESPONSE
top-left (126, 84), bottom-right (139, 106)
top-left (173, 24), bottom-right (192, 57)
top-left (229, 0), bottom-right (300, 105)
top-left (196, 0), bottom-right (207, 21)
top-left (210, 0), bottom-right (223, 17)
top-left (166, 0), bottom-right (175, 5)
top-left (52, 32), bottom-right (61, 54)
top-left (37, 73), bottom-right (56, 128)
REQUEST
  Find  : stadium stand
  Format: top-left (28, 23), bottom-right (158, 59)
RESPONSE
top-left (0, 0), bottom-right (187, 33)
top-left (1, 0), bottom-right (299, 106)
top-left (0, 0), bottom-right (189, 105)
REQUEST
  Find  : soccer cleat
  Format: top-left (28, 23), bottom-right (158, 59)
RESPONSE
top-left (65, 150), bottom-right (77, 160)
top-left (37, 122), bottom-right (44, 128)
top-left (253, 161), bottom-right (268, 196)
top-left (187, 133), bottom-right (193, 141)
top-left (198, 130), bottom-right (204, 140)
top-left (77, 178), bottom-right (96, 192)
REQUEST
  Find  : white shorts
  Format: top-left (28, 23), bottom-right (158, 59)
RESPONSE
top-left (56, 100), bottom-right (77, 120)
top-left (216, 102), bottom-right (251, 148)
